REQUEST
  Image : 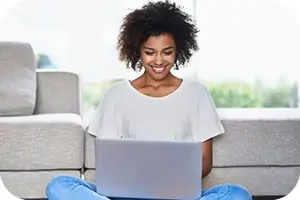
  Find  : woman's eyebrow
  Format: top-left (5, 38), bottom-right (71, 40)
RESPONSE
top-left (143, 46), bottom-right (175, 51)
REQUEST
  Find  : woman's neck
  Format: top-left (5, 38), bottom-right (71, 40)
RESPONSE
top-left (141, 72), bottom-right (177, 87)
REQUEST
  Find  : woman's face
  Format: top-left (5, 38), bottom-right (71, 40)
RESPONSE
top-left (140, 33), bottom-right (176, 80)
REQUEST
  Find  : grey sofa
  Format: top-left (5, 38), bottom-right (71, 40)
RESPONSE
top-left (0, 42), bottom-right (299, 199)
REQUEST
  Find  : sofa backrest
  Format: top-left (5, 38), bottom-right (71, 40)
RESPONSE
top-left (0, 41), bottom-right (37, 116)
top-left (34, 70), bottom-right (82, 115)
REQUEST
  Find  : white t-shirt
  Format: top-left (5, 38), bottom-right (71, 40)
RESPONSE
top-left (88, 79), bottom-right (225, 142)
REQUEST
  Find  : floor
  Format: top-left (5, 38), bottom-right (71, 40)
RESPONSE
top-left (25, 197), bottom-right (283, 200)
top-left (254, 197), bottom-right (283, 200)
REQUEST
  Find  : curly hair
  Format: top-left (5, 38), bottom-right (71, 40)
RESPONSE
top-left (117, 0), bottom-right (199, 71)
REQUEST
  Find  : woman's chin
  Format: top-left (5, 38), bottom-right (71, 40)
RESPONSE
top-left (145, 72), bottom-right (171, 81)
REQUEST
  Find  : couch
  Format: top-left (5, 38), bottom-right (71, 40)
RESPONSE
top-left (0, 42), bottom-right (85, 199)
top-left (0, 42), bottom-right (299, 199)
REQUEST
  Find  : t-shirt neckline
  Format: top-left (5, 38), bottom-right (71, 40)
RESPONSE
top-left (125, 78), bottom-right (186, 100)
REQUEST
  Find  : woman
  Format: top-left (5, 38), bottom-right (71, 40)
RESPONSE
top-left (45, 1), bottom-right (252, 200)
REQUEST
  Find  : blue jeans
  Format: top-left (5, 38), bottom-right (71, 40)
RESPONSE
top-left (45, 175), bottom-right (252, 200)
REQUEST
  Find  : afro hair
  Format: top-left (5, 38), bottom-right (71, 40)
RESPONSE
top-left (117, 0), bottom-right (199, 71)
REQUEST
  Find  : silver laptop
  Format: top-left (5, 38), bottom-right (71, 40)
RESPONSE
top-left (94, 138), bottom-right (202, 200)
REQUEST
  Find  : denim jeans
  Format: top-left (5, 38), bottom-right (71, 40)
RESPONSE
top-left (45, 175), bottom-right (252, 200)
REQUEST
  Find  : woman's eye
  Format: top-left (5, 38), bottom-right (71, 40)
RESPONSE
top-left (145, 52), bottom-right (155, 56)
top-left (164, 51), bottom-right (173, 55)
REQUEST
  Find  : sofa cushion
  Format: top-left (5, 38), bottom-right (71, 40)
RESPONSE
top-left (85, 132), bottom-right (96, 168)
top-left (0, 42), bottom-right (37, 116)
top-left (214, 109), bottom-right (300, 167)
top-left (0, 113), bottom-right (85, 170)
top-left (1, 170), bottom-right (81, 199)
top-left (35, 70), bottom-right (81, 115)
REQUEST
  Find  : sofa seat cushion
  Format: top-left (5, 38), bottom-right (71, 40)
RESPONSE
top-left (1, 170), bottom-right (81, 199)
top-left (85, 132), bottom-right (96, 168)
top-left (84, 167), bottom-right (300, 196)
top-left (0, 114), bottom-right (84, 170)
top-left (213, 109), bottom-right (300, 167)
top-left (0, 42), bottom-right (37, 116)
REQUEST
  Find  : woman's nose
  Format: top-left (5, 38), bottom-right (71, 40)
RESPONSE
top-left (154, 55), bottom-right (164, 65)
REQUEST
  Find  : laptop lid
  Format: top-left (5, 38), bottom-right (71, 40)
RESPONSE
top-left (94, 138), bottom-right (202, 200)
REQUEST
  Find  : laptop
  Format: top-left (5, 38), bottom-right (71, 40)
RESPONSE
top-left (94, 138), bottom-right (202, 200)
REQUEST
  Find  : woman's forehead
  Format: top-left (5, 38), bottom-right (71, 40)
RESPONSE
top-left (143, 33), bottom-right (176, 49)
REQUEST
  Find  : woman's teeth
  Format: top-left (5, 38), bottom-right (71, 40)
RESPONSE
top-left (152, 66), bottom-right (165, 72)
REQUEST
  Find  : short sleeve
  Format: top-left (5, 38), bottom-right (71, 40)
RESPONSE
top-left (87, 91), bottom-right (123, 138)
top-left (192, 85), bottom-right (225, 142)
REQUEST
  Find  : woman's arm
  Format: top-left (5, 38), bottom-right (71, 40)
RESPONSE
top-left (202, 138), bottom-right (213, 178)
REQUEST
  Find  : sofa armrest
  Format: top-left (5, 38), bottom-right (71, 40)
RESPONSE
top-left (34, 69), bottom-right (82, 115)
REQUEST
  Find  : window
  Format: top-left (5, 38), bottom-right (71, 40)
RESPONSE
top-left (192, 0), bottom-right (300, 108)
